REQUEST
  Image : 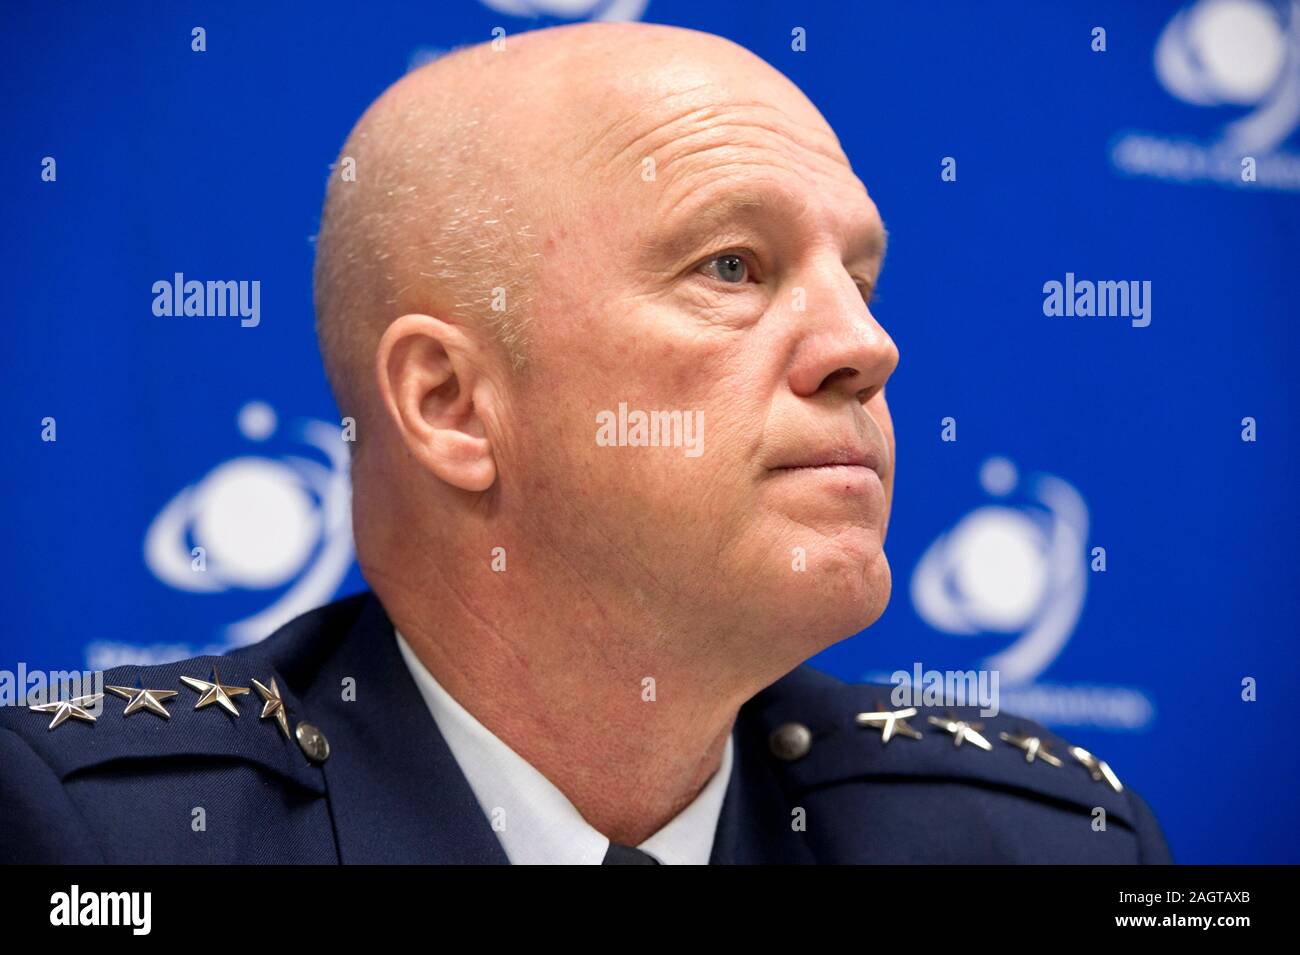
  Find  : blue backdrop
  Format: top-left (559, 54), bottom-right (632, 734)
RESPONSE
top-left (2, 0), bottom-right (1297, 864)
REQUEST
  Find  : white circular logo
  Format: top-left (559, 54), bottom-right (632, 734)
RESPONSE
top-left (911, 457), bottom-right (1089, 685)
top-left (1154, 0), bottom-right (1300, 152)
top-left (144, 402), bottom-right (354, 647)
top-left (477, 0), bottom-right (649, 22)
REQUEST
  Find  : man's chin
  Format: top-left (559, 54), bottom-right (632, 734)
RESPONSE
top-left (825, 552), bottom-right (891, 638)
top-left (757, 548), bottom-right (892, 653)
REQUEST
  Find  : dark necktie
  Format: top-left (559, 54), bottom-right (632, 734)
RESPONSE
top-left (602, 842), bottom-right (661, 864)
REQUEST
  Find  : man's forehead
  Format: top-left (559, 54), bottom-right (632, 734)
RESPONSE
top-left (577, 69), bottom-right (848, 175)
top-left (578, 78), bottom-right (881, 254)
top-left (569, 75), bottom-right (871, 211)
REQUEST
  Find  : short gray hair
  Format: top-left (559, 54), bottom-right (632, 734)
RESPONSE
top-left (312, 57), bottom-right (540, 433)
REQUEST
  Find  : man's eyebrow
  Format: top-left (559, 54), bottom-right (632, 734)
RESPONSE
top-left (871, 224), bottom-right (889, 268)
top-left (646, 190), bottom-right (768, 253)
top-left (644, 188), bottom-right (889, 265)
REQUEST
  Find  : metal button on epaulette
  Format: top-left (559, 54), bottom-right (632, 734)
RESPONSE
top-left (295, 722), bottom-right (330, 763)
top-left (769, 722), bottom-right (812, 761)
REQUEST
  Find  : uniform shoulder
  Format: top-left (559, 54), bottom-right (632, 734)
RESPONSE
top-left (0, 593), bottom-right (376, 792)
top-left (745, 665), bottom-right (1161, 841)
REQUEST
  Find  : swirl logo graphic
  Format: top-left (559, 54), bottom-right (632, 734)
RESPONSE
top-left (477, 0), bottom-right (649, 22)
top-left (908, 457), bottom-right (1154, 730)
top-left (1156, 0), bottom-right (1300, 153)
top-left (1109, 0), bottom-right (1300, 191)
top-left (911, 457), bottom-right (1089, 687)
top-left (144, 402), bottom-right (354, 648)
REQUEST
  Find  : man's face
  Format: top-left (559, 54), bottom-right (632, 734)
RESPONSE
top-left (497, 61), bottom-right (898, 668)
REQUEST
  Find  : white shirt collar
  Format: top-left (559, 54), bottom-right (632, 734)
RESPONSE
top-left (395, 630), bottom-right (734, 865)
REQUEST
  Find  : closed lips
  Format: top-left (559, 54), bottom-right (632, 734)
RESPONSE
top-left (771, 447), bottom-right (881, 473)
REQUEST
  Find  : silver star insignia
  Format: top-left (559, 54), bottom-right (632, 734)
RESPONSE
top-left (106, 684), bottom-right (179, 719)
top-left (855, 704), bottom-right (923, 743)
top-left (999, 729), bottom-right (1063, 767)
top-left (29, 693), bottom-right (103, 730)
top-left (1069, 744), bottom-right (1124, 793)
top-left (927, 713), bottom-right (993, 751)
top-left (181, 667), bottom-right (249, 716)
top-left (252, 677), bottom-right (290, 739)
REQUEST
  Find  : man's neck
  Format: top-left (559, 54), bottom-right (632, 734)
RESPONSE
top-left (367, 561), bottom-right (748, 845)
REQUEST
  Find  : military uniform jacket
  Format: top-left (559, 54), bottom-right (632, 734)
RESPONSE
top-left (0, 594), bottom-right (1172, 864)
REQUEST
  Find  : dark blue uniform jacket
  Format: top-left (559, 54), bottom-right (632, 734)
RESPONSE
top-left (0, 593), bottom-right (1172, 864)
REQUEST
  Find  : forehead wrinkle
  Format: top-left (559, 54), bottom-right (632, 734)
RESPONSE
top-left (576, 83), bottom-right (714, 168)
top-left (663, 103), bottom-right (846, 166)
top-left (654, 131), bottom-right (853, 211)
top-left (655, 140), bottom-right (864, 236)
top-left (660, 125), bottom-right (842, 188)
top-left (592, 92), bottom-right (847, 181)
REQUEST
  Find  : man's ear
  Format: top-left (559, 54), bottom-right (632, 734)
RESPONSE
top-left (375, 313), bottom-right (497, 492)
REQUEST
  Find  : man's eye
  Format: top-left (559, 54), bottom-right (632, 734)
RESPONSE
top-left (699, 253), bottom-right (749, 284)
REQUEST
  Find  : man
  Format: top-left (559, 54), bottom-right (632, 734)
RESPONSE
top-left (0, 22), bottom-right (1170, 864)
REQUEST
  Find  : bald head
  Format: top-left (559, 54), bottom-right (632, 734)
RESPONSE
top-left (312, 22), bottom-right (847, 430)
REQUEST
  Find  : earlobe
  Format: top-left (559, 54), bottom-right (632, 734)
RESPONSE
top-left (430, 428), bottom-right (497, 492)
top-left (376, 314), bottom-right (498, 492)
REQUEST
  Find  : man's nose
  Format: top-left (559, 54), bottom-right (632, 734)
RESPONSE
top-left (786, 267), bottom-right (899, 403)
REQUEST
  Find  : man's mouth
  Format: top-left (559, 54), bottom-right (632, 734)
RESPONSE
top-left (770, 445), bottom-right (883, 474)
